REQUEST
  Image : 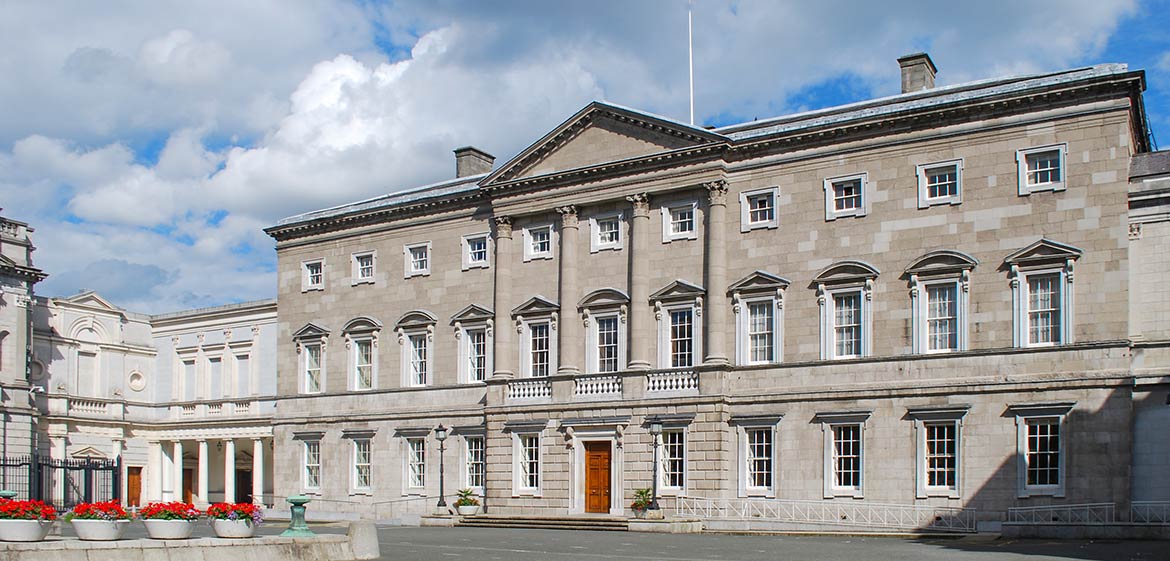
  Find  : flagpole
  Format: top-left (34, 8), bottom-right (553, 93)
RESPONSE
top-left (688, 1), bottom-right (695, 126)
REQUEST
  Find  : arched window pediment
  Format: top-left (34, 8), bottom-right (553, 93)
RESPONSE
top-left (905, 250), bottom-right (979, 277)
top-left (342, 316), bottom-right (383, 334)
top-left (577, 288), bottom-right (630, 310)
top-left (812, 260), bottom-right (880, 287)
top-left (395, 310), bottom-right (438, 331)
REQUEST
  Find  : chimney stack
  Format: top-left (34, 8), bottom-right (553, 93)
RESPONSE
top-left (897, 52), bottom-right (937, 94)
top-left (454, 146), bottom-right (495, 178)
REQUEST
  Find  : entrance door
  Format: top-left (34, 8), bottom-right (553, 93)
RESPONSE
top-left (126, 467), bottom-right (142, 507)
top-left (236, 470), bottom-right (253, 504)
top-left (584, 442), bottom-right (611, 513)
top-left (182, 469), bottom-right (194, 504)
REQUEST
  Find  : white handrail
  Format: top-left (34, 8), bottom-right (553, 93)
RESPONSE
top-left (1006, 503), bottom-right (1116, 524)
top-left (675, 495), bottom-right (977, 533)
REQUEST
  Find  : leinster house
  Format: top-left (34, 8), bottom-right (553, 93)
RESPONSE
top-left (263, 53), bottom-right (1170, 531)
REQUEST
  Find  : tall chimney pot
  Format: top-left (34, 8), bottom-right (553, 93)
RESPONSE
top-left (898, 52), bottom-right (937, 94)
top-left (454, 146), bottom-right (495, 178)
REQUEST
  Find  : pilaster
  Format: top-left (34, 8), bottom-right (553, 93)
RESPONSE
top-left (492, 216), bottom-right (516, 379)
top-left (626, 193), bottom-right (653, 369)
top-left (557, 206), bottom-right (582, 375)
top-left (703, 180), bottom-right (730, 365)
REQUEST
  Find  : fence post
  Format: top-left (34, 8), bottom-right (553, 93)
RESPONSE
top-left (83, 461), bottom-right (94, 504)
top-left (29, 452), bottom-right (39, 502)
top-left (113, 457), bottom-right (122, 504)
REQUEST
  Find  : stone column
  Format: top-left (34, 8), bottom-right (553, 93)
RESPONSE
top-left (252, 438), bottom-right (264, 505)
top-left (626, 193), bottom-right (653, 369)
top-left (172, 440), bottom-right (184, 502)
top-left (491, 216), bottom-right (516, 378)
top-left (224, 439), bottom-right (236, 503)
top-left (556, 205), bottom-right (582, 375)
top-left (703, 180), bottom-right (730, 365)
top-left (197, 440), bottom-right (209, 505)
top-left (147, 440), bottom-right (163, 501)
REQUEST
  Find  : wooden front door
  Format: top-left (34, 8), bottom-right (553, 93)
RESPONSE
top-left (126, 467), bottom-right (142, 507)
top-left (584, 442), bottom-right (611, 513)
top-left (182, 468), bottom-right (194, 504)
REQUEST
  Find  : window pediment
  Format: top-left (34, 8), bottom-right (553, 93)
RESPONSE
top-left (649, 279), bottom-right (705, 303)
top-left (1003, 239), bottom-right (1082, 268)
top-left (727, 271), bottom-right (790, 295)
top-left (395, 310), bottom-right (438, 330)
top-left (578, 288), bottom-right (630, 309)
top-left (512, 296), bottom-right (559, 317)
top-left (292, 322), bottom-right (330, 341)
top-left (342, 316), bottom-right (383, 334)
top-left (905, 250), bottom-right (979, 277)
top-left (812, 261), bottom-right (880, 286)
top-left (450, 304), bottom-right (494, 325)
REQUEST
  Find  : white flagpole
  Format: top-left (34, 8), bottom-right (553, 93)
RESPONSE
top-left (688, 1), bottom-right (695, 126)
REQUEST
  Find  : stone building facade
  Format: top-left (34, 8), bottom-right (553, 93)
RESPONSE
top-left (0, 213), bottom-right (47, 458)
top-left (265, 54), bottom-right (1165, 529)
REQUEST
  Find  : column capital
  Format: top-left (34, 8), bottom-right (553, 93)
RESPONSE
top-left (626, 193), bottom-right (652, 217)
top-left (493, 216), bottom-right (514, 238)
top-left (556, 205), bottom-right (579, 228)
top-left (704, 180), bottom-right (729, 205)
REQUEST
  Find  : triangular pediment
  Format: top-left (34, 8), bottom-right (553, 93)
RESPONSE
top-left (1004, 238), bottom-right (1082, 266)
top-left (512, 295), bottom-right (559, 317)
top-left (649, 280), bottom-right (706, 302)
top-left (61, 291), bottom-right (123, 314)
top-left (0, 254), bottom-right (15, 267)
top-left (70, 446), bottom-right (107, 459)
top-left (813, 260), bottom-right (880, 285)
top-left (483, 102), bottom-right (726, 185)
top-left (450, 304), bottom-right (494, 325)
top-left (727, 271), bottom-right (791, 295)
top-left (292, 322), bottom-right (330, 340)
top-left (905, 250), bottom-right (979, 276)
top-left (578, 288), bottom-right (630, 309)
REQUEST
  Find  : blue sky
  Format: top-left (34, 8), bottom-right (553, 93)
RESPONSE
top-left (1, 0), bottom-right (1167, 313)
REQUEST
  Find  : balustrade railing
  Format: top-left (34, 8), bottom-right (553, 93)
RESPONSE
top-left (233, 401), bottom-right (252, 414)
top-left (1130, 501), bottom-right (1170, 525)
top-left (676, 496), bottom-right (976, 533)
top-left (575, 375), bottom-right (621, 397)
top-left (646, 369), bottom-right (699, 393)
top-left (507, 378), bottom-right (551, 400)
top-left (181, 405), bottom-right (196, 417)
top-left (1006, 503), bottom-right (1116, 525)
top-left (69, 399), bottom-right (106, 414)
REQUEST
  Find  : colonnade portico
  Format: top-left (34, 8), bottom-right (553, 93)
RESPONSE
top-left (147, 434), bottom-right (272, 507)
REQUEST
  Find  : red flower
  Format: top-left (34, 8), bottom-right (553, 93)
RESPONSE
top-left (67, 501), bottom-right (130, 521)
top-left (206, 502), bottom-right (264, 525)
top-left (0, 498), bottom-right (57, 520)
top-left (140, 502), bottom-right (201, 521)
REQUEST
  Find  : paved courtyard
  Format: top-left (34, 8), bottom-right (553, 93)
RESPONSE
top-left (371, 526), bottom-right (1166, 561)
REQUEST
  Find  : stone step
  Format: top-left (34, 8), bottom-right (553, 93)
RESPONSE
top-left (457, 516), bottom-right (629, 531)
top-left (456, 522), bottom-right (630, 531)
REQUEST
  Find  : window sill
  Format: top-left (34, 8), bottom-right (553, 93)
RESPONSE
top-left (827, 489), bottom-right (864, 499)
top-left (524, 254), bottom-right (554, 262)
top-left (1018, 487), bottom-right (1064, 498)
top-left (920, 490), bottom-right (961, 499)
top-left (350, 279), bottom-right (375, 286)
top-left (301, 287), bottom-right (324, 293)
top-left (402, 490), bottom-right (426, 497)
top-left (349, 490), bottom-right (373, 497)
top-left (463, 262), bottom-right (490, 270)
top-left (1020, 182), bottom-right (1066, 195)
top-left (663, 233), bottom-right (698, 243)
top-left (404, 272), bottom-right (431, 279)
top-left (825, 211), bottom-right (865, 222)
top-left (512, 490), bottom-right (542, 498)
top-left (593, 245), bottom-right (622, 253)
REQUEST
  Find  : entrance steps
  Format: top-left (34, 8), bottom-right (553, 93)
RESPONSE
top-left (456, 514), bottom-right (630, 531)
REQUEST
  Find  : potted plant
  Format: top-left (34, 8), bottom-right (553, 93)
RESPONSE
top-left (0, 498), bottom-right (57, 542)
top-left (454, 488), bottom-right (480, 516)
top-left (630, 488), bottom-right (652, 519)
top-left (140, 502), bottom-right (201, 539)
top-left (66, 501), bottom-right (131, 541)
top-left (207, 502), bottom-right (263, 538)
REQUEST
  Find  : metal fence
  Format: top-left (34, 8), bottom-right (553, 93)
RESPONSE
top-left (1005, 503), bottom-right (1116, 525)
top-left (676, 496), bottom-right (978, 533)
top-left (0, 454), bottom-right (120, 511)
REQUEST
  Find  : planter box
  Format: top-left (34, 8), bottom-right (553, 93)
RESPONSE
top-left (143, 519), bottom-right (198, 539)
top-left (211, 518), bottom-right (255, 538)
top-left (0, 519), bottom-right (54, 542)
top-left (456, 505), bottom-right (480, 516)
top-left (71, 519), bottom-right (129, 541)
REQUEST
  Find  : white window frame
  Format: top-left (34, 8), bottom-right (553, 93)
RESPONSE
top-left (302, 259), bottom-right (324, 292)
top-left (522, 224), bottom-right (554, 261)
top-left (512, 432), bottom-right (542, 496)
top-left (519, 316), bottom-right (557, 378)
top-left (585, 310), bottom-right (626, 374)
top-left (819, 285), bottom-right (871, 360)
top-left (656, 302), bottom-right (702, 369)
top-left (823, 173), bottom-right (869, 221)
top-left (733, 417), bottom-right (781, 498)
top-left (351, 251), bottom-right (376, 285)
top-left (300, 341), bottom-right (325, 394)
top-left (403, 242), bottom-right (431, 278)
top-left (1010, 403), bottom-right (1072, 498)
top-left (735, 295), bottom-right (782, 365)
top-left (399, 328), bottom-right (433, 387)
top-left (303, 439), bottom-right (321, 492)
top-left (1016, 143), bottom-right (1068, 196)
top-left (463, 435), bottom-right (486, 494)
top-left (404, 437), bottom-right (426, 493)
top-left (908, 407), bottom-right (968, 499)
top-left (738, 187), bottom-right (779, 232)
top-left (916, 159), bottom-right (963, 208)
top-left (349, 336), bottom-right (376, 391)
top-left (661, 201), bottom-right (699, 242)
top-left (816, 412), bottom-right (869, 499)
top-left (351, 438), bottom-right (372, 493)
top-left (1012, 267), bottom-right (1073, 348)
top-left (461, 233), bottom-right (491, 270)
top-left (659, 428), bottom-right (688, 494)
top-left (589, 212), bottom-right (624, 253)
top-left (456, 323), bottom-right (493, 384)
top-left (911, 276), bottom-right (970, 354)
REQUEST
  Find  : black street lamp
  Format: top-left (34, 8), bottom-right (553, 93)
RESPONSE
top-left (648, 419), bottom-right (663, 511)
top-left (435, 425), bottom-right (448, 508)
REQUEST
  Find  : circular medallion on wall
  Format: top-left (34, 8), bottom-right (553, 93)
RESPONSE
top-left (28, 359), bottom-right (46, 381)
top-left (127, 370), bottom-right (146, 392)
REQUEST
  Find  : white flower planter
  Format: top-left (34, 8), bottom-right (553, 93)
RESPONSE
top-left (456, 505), bottom-right (480, 516)
top-left (211, 518), bottom-right (255, 538)
top-left (143, 519), bottom-right (198, 539)
top-left (71, 519), bottom-right (129, 541)
top-left (0, 519), bottom-right (54, 542)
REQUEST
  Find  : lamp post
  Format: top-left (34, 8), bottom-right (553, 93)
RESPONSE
top-left (648, 419), bottom-right (662, 511)
top-left (435, 425), bottom-right (448, 508)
